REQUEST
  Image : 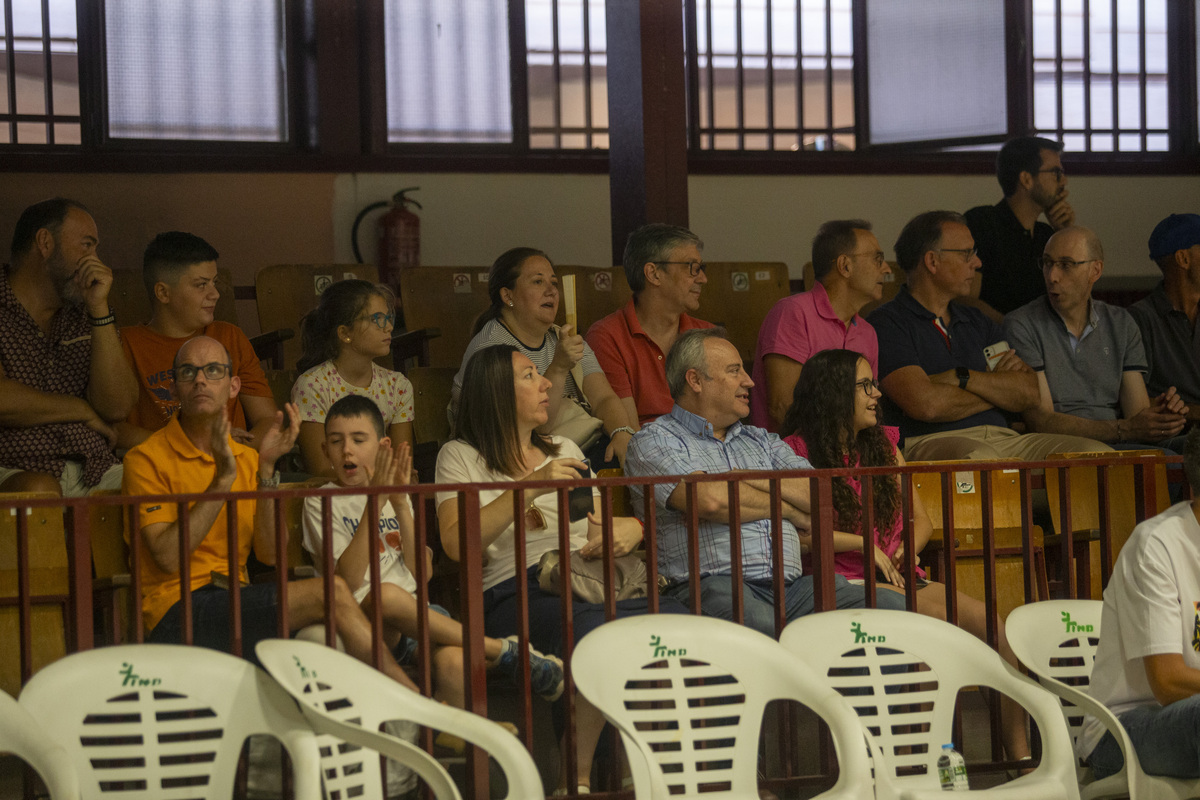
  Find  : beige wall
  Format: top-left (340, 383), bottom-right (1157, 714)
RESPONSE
top-left (2, 173), bottom-right (337, 333)
top-left (4, 169), bottom-right (1195, 331)
top-left (340, 171), bottom-right (1198, 280)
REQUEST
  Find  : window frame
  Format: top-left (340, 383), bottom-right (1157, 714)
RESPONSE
top-left (1, 0), bottom-right (1195, 175)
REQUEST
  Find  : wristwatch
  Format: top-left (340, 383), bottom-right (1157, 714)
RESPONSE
top-left (956, 366), bottom-right (970, 390)
top-left (257, 470), bottom-right (281, 489)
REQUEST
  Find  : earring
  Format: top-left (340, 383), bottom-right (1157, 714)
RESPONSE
top-left (508, 301), bottom-right (514, 307)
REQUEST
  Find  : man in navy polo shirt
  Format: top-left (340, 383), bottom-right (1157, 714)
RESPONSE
top-left (1130, 213), bottom-right (1200, 425)
top-left (867, 210), bottom-right (1106, 461)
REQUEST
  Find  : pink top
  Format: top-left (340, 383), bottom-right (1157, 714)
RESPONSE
top-left (784, 425), bottom-right (924, 581)
top-left (750, 283), bottom-right (879, 430)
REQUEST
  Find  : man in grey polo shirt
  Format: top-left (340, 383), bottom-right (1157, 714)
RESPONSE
top-left (1129, 213), bottom-right (1200, 424)
top-left (1004, 226), bottom-right (1188, 452)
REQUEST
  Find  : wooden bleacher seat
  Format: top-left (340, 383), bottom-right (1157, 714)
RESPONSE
top-left (1044, 449), bottom-right (1170, 600)
top-left (89, 490), bottom-right (134, 645)
top-left (407, 366), bottom-right (457, 482)
top-left (110, 266), bottom-right (293, 368)
top-left (399, 265), bottom-right (493, 370)
top-left (909, 462), bottom-right (1048, 619)
top-left (0, 493), bottom-right (67, 696)
top-left (595, 467), bottom-right (631, 518)
top-left (695, 262), bottom-right (790, 364)
top-left (801, 260), bottom-right (904, 318)
top-left (255, 264), bottom-right (381, 370)
top-left (553, 265), bottom-right (632, 334)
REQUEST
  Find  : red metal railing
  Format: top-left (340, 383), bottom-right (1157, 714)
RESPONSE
top-left (0, 453), bottom-right (1187, 798)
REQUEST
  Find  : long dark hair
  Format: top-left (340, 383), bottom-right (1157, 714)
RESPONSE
top-left (297, 279), bottom-right (393, 373)
top-left (456, 344), bottom-right (559, 476)
top-left (471, 247), bottom-right (550, 337)
top-left (778, 348), bottom-right (899, 536)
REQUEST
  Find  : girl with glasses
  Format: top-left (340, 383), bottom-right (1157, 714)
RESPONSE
top-left (779, 347), bottom-right (1031, 764)
top-left (292, 279), bottom-right (414, 478)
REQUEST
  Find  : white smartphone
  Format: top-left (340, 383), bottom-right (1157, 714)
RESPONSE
top-left (983, 340), bottom-right (1010, 371)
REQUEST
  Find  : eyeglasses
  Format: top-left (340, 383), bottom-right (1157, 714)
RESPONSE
top-left (1041, 256), bottom-right (1096, 271)
top-left (1037, 167), bottom-right (1066, 181)
top-left (654, 261), bottom-right (707, 277)
top-left (176, 362), bottom-right (233, 383)
top-left (849, 251), bottom-right (887, 267)
top-left (937, 247), bottom-right (978, 260)
top-left (855, 377), bottom-right (880, 395)
top-left (359, 311), bottom-right (396, 330)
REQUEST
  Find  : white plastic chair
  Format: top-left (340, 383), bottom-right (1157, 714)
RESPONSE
top-left (18, 643), bottom-right (322, 799)
top-left (0, 689), bottom-right (79, 799)
top-left (256, 638), bottom-right (544, 800)
top-left (570, 613), bottom-right (881, 800)
top-left (781, 608), bottom-right (1081, 800)
top-left (1007, 599), bottom-right (1200, 800)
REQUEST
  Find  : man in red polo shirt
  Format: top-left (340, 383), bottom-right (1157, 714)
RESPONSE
top-left (586, 223), bottom-right (715, 427)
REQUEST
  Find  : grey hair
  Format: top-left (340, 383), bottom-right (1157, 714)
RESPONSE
top-left (622, 223), bottom-right (704, 297)
top-left (666, 327), bottom-right (729, 399)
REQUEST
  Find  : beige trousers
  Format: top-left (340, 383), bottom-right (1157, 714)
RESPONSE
top-left (902, 424), bottom-right (1111, 462)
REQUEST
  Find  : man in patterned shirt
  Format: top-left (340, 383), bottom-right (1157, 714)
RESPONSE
top-left (625, 329), bottom-right (900, 639)
top-left (0, 198), bottom-right (138, 495)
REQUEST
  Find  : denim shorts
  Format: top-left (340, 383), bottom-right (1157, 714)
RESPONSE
top-left (391, 604), bottom-right (452, 665)
top-left (148, 583), bottom-right (280, 667)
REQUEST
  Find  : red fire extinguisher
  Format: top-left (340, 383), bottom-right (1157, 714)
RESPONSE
top-left (352, 187), bottom-right (422, 297)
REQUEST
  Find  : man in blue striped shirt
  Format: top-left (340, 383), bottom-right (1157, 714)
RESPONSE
top-left (626, 329), bottom-right (901, 638)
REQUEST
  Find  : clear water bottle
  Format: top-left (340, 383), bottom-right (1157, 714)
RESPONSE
top-left (937, 743), bottom-right (969, 791)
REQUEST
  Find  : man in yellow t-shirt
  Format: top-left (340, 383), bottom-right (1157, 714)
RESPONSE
top-left (123, 335), bottom-right (416, 688)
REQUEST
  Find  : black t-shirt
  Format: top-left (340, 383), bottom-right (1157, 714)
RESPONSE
top-left (964, 200), bottom-right (1053, 315)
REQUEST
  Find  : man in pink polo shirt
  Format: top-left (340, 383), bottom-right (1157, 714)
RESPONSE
top-left (587, 223), bottom-right (715, 427)
top-left (750, 220), bottom-right (891, 431)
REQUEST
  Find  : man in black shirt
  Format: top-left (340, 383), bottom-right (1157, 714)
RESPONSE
top-left (963, 137), bottom-right (1077, 322)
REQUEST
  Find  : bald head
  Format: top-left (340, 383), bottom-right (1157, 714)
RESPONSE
top-left (174, 335), bottom-right (230, 372)
top-left (1046, 226), bottom-right (1104, 262)
top-left (172, 335), bottom-right (239, 420)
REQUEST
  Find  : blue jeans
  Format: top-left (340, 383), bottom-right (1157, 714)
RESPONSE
top-left (1088, 695), bottom-right (1200, 780)
top-left (663, 573), bottom-right (905, 639)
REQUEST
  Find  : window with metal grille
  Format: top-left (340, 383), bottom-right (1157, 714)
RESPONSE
top-left (105, 0), bottom-right (288, 142)
top-left (1, 0), bottom-right (80, 146)
top-left (688, 0), bottom-right (855, 152)
top-left (527, 0), bottom-right (608, 149)
top-left (1032, 0), bottom-right (1170, 153)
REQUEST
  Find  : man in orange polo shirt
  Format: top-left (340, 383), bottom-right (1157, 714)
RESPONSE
top-left (587, 223), bottom-right (715, 426)
top-left (123, 335), bottom-right (416, 688)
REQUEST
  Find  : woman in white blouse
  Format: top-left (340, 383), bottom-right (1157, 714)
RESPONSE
top-left (437, 343), bottom-right (684, 793)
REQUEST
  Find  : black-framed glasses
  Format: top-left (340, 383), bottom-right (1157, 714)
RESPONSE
top-left (359, 311), bottom-right (396, 330)
top-left (1041, 256), bottom-right (1096, 271)
top-left (937, 247), bottom-right (978, 260)
top-left (176, 362), bottom-right (233, 383)
top-left (855, 377), bottom-right (880, 394)
top-left (1037, 167), bottom-right (1066, 180)
top-left (654, 260), bottom-right (707, 277)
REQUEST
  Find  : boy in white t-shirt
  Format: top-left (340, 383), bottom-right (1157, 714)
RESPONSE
top-left (1082, 427), bottom-right (1200, 779)
top-left (302, 394), bottom-right (564, 706)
